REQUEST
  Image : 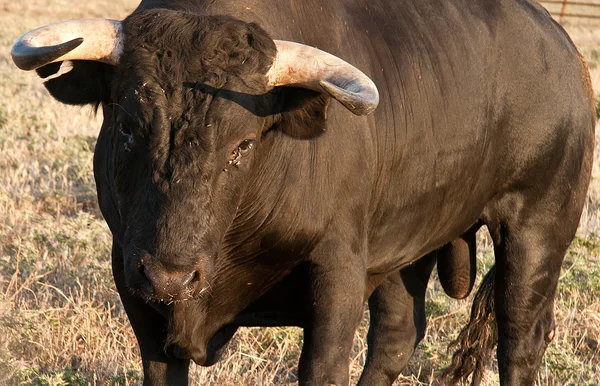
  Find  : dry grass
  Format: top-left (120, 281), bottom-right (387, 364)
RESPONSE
top-left (1, 1), bottom-right (599, 385)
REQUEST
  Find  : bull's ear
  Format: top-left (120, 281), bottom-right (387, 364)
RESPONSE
top-left (269, 87), bottom-right (330, 140)
top-left (36, 61), bottom-right (113, 107)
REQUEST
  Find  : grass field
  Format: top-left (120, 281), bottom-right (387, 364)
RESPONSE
top-left (1, 1), bottom-right (599, 385)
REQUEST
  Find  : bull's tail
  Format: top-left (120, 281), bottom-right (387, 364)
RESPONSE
top-left (440, 265), bottom-right (497, 386)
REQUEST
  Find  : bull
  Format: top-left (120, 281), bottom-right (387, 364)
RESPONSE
top-left (11, 0), bottom-right (595, 385)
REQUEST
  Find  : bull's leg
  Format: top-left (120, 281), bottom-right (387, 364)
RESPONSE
top-left (489, 172), bottom-right (590, 384)
top-left (298, 241), bottom-right (367, 386)
top-left (358, 254), bottom-right (436, 386)
top-left (490, 221), bottom-right (569, 385)
top-left (112, 243), bottom-right (189, 386)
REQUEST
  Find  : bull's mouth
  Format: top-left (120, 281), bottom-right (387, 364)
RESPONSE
top-left (166, 309), bottom-right (307, 366)
top-left (132, 289), bottom-right (194, 304)
top-left (131, 285), bottom-right (209, 304)
top-left (167, 322), bottom-right (238, 366)
top-left (164, 264), bottom-right (310, 365)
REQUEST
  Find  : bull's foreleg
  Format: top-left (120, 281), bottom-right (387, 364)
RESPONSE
top-left (111, 242), bottom-right (190, 386)
top-left (298, 240), bottom-right (367, 386)
top-left (358, 254), bottom-right (436, 386)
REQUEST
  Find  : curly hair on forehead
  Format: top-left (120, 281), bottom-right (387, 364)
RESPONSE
top-left (110, 9), bottom-right (281, 184)
top-left (121, 9), bottom-right (277, 91)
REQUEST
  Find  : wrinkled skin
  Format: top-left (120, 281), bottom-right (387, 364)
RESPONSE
top-left (28, 0), bottom-right (594, 385)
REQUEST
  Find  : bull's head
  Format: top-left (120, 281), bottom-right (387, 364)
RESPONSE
top-left (12, 9), bottom-right (378, 305)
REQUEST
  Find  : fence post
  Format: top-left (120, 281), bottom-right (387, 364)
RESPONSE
top-left (560, 0), bottom-right (569, 22)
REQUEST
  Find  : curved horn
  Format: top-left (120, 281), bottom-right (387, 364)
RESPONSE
top-left (11, 19), bottom-right (123, 71)
top-left (266, 41), bottom-right (380, 116)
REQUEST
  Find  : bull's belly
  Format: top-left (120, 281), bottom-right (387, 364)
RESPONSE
top-left (364, 193), bottom-right (489, 275)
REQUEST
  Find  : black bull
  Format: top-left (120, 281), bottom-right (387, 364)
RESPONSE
top-left (12, 0), bottom-right (595, 385)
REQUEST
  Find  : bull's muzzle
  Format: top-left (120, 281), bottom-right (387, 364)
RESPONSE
top-left (139, 265), bottom-right (201, 302)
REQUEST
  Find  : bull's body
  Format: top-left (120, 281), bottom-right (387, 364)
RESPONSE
top-left (15, 0), bottom-right (595, 385)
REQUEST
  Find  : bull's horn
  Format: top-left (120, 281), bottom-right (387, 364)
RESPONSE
top-left (11, 19), bottom-right (123, 71)
top-left (267, 41), bottom-right (379, 116)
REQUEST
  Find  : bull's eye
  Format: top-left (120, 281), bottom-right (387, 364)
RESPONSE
top-left (238, 139), bottom-right (254, 155)
top-left (227, 139), bottom-right (255, 168)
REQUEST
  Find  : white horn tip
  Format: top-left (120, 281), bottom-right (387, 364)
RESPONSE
top-left (319, 80), bottom-right (379, 116)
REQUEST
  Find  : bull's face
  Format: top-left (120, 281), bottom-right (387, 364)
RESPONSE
top-left (111, 13), bottom-right (279, 302)
top-left (114, 94), bottom-right (264, 303)
top-left (12, 9), bottom-right (378, 304)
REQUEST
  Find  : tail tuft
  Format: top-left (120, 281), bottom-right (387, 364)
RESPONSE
top-left (440, 265), bottom-right (497, 386)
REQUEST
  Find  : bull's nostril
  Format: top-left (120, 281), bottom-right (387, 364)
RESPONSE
top-left (137, 265), bottom-right (201, 300)
top-left (139, 265), bottom-right (155, 294)
top-left (181, 270), bottom-right (199, 288)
